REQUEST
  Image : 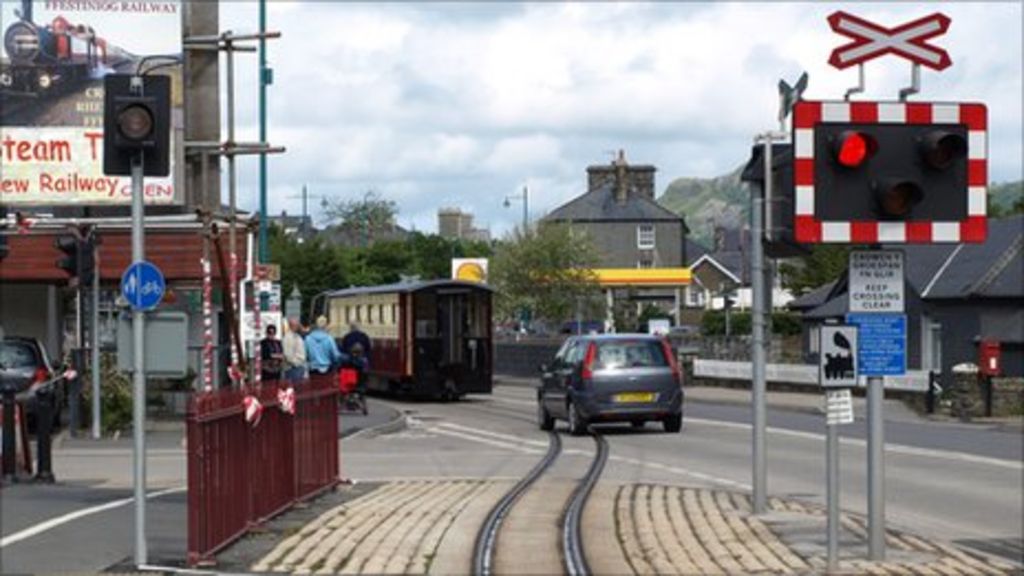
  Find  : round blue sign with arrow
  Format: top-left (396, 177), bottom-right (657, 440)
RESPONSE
top-left (121, 261), bottom-right (166, 311)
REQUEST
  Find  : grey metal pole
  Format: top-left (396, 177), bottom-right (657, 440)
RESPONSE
top-left (91, 250), bottom-right (101, 440)
top-left (868, 375), bottom-right (885, 560)
top-left (130, 155), bottom-right (147, 566)
top-left (226, 37), bottom-right (240, 378)
top-left (751, 137), bottom-right (769, 514)
top-left (523, 185), bottom-right (529, 230)
top-left (827, 420), bottom-right (839, 571)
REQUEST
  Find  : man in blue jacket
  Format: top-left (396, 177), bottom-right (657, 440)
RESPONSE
top-left (305, 316), bottom-right (345, 374)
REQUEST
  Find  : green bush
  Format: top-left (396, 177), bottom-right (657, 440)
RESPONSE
top-left (82, 353), bottom-right (133, 434)
top-left (701, 310), bottom-right (802, 336)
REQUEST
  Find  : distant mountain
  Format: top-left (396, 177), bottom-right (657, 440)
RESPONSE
top-left (661, 170), bottom-right (1023, 245)
top-left (658, 166), bottom-right (747, 247)
top-left (990, 181), bottom-right (1023, 215)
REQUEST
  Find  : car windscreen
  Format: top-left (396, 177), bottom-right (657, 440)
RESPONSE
top-left (0, 342), bottom-right (39, 370)
top-left (593, 340), bottom-right (668, 370)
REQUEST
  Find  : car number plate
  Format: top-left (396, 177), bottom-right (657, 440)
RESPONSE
top-left (614, 392), bottom-right (656, 403)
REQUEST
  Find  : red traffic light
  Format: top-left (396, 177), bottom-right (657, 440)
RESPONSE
top-left (834, 131), bottom-right (876, 168)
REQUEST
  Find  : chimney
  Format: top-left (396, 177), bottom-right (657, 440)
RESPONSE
top-left (614, 150), bottom-right (628, 204)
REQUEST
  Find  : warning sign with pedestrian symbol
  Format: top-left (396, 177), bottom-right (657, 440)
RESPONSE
top-left (819, 325), bottom-right (858, 388)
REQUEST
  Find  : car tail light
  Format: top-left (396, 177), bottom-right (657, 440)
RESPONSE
top-left (581, 342), bottom-right (597, 380)
top-left (34, 367), bottom-right (49, 383)
top-left (661, 339), bottom-right (681, 385)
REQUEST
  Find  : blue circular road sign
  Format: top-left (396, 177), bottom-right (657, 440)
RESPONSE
top-left (121, 261), bottom-right (166, 311)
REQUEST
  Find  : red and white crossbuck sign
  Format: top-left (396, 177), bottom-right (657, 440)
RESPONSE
top-left (828, 11), bottom-right (952, 71)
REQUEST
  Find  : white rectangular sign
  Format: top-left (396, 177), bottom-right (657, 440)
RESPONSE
top-left (849, 250), bottom-right (904, 313)
top-left (819, 325), bottom-right (858, 388)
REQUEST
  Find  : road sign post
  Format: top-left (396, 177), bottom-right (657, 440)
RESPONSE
top-left (129, 156), bottom-right (148, 567)
top-left (819, 324), bottom-right (857, 571)
top-left (848, 250), bottom-right (907, 562)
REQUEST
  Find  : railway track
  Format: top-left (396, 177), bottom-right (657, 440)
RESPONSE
top-left (471, 429), bottom-right (609, 576)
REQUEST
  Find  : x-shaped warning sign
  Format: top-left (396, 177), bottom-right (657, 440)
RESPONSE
top-left (828, 11), bottom-right (952, 71)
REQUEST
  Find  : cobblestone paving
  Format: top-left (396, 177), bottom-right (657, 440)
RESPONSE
top-left (249, 480), bottom-right (1020, 575)
top-left (614, 485), bottom-right (1020, 575)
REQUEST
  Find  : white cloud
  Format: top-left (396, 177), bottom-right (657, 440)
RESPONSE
top-left (219, 2), bottom-right (1023, 236)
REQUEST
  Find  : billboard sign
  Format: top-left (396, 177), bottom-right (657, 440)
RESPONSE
top-left (0, 1), bottom-right (182, 206)
top-left (452, 258), bottom-right (488, 283)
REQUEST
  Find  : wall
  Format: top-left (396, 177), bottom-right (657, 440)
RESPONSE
top-left (494, 340), bottom-right (563, 378)
top-left (584, 221), bottom-right (684, 269)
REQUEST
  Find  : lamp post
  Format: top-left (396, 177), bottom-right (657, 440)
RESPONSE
top-left (504, 185), bottom-right (529, 231)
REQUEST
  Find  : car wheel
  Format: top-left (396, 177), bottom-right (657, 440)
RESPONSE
top-left (663, 413), bottom-right (682, 433)
top-left (568, 401), bottom-right (587, 436)
top-left (537, 400), bottom-right (554, 431)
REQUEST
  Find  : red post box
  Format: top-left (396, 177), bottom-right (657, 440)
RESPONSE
top-left (979, 339), bottom-right (1001, 376)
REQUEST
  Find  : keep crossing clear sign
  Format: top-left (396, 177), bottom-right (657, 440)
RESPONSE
top-left (849, 250), bottom-right (905, 313)
top-left (820, 325), bottom-right (858, 388)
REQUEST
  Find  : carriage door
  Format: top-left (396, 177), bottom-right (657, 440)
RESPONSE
top-left (438, 290), bottom-right (466, 367)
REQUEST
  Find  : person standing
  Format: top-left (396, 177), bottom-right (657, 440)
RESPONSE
top-left (282, 318), bottom-right (307, 383)
top-left (260, 324), bottom-right (284, 382)
top-left (305, 316), bottom-right (344, 375)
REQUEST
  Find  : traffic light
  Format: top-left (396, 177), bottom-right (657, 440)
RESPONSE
top-left (103, 74), bottom-right (171, 177)
top-left (54, 228), bottom-right (99, 285)
top-left (55, 234), bottom-right (80, 281)
top-left (790, 100), bottom-right (987, 244)
top-left (723, 293), bottom-right (737, 310)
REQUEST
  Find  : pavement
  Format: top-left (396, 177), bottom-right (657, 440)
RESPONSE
top-left (0, 399), bottom-right (403, 575)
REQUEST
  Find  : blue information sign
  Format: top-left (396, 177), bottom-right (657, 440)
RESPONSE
top-left (121, 261), bottom-right (166, 311)
top-left (845, 313), bottom-right (906, 376)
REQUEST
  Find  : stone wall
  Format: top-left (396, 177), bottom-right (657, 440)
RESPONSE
top-left (494, 340), bottom-right (563, 378)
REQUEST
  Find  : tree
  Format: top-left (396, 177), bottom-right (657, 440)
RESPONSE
top-left (779, 245), bottom-right (851, 297)
top-left (268, 226), bottom-right (348, 320)
top-left (490, 224), bottom-right (603, 326)
top-left (322, 190), bottom-right (398, 247)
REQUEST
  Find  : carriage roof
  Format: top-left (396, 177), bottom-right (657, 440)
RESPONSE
top-left (322, 279), bottom-right (493, 299)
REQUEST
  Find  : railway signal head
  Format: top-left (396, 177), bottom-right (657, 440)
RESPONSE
top-left (791, 100), bottom-right (987, 244)
top-left (55, 234), bottom-right (80, 283)
top-left (103, 74), bottom-right (171, 177)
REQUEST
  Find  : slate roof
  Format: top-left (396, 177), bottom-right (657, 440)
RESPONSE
top-left (685, 239), bottom-right (710, 265)
top-left (920, 215), bottom-right (1023, 299)
top-left (545, 182), bottom-right (684, 223)
top-left (787, 280), bottom-right (838, 311)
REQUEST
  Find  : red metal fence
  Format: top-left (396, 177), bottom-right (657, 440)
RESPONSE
top-left (187, 374), bottom-right (339, 566)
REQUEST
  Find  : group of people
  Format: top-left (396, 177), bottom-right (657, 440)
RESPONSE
top-left (259, 316), bottom-right (370, 385)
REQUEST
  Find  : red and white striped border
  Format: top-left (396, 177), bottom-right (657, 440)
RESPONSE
top-left (792, 100), bottom-right (987, 244)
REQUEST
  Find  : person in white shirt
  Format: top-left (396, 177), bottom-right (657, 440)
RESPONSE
top-left (282, 318), bottom-right (307, 383)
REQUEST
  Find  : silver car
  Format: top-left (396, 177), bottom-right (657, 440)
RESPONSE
top-left (537, 334), bottom-right (683, 434)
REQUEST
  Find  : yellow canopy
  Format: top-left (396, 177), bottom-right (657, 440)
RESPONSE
top-left (591, 267), bottom-right (691, 287)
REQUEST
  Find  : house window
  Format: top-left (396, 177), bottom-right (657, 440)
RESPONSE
top-left (638, 257), bottom-right (653, 269)
top-left (637, 224), bottom-right (656, 249)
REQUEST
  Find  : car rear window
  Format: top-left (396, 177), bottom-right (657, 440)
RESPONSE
top-left (593, 340), bottom-right (668, 370)
top-left (0, 342), bottom-right (39, 370)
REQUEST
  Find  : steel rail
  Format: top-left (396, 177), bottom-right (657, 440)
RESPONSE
top-left (472, 430), bottom-right (561, 576)
top-left (563, 432), bottom-right (609, 576)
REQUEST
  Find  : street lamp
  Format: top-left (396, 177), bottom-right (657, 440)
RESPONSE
top-left (504, 185), bottom-right (529, 231)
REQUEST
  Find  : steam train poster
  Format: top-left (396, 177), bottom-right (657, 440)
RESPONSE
top-left (0, 0), bottom-right (181, 206)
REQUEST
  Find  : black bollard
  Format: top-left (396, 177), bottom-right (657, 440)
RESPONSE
top-left (2, 387), bottom-right (17, 483)
top-left (35, 386), bottom-right (56, 483)
top-left (984, 375), bottom-right (994, 418)
top-left (68, 348), bottom-right (84, 437)
top-left (926, 371), bottom-right (936, 414)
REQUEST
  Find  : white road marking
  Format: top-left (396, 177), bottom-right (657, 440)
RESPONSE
top-left (685, 417), bottom-right (1024, 471)
top-left (0, 486), bottom-right (185, 548)
top-left (426, 426), bottom-right (543, 455)
top-left (485, 395), bottom-right (1022, 471)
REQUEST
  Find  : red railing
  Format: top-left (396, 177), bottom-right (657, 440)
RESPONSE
top-left (187, 374), bottom-right (339, 566)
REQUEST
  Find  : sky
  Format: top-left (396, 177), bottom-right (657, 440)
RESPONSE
top-left (218, 2), bottom-right (1023, 237)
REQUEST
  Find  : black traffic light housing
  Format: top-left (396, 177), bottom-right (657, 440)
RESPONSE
top-left (741, 142), bottom-right (808, 258)
top-left (0, 206), bottom-right (8, 261)
top-left (54, 227), bottom-right (99, 286)
top-left (103, 74), bottom-right (171, 177)
top-left (790, 100), bottom-right (987, 244)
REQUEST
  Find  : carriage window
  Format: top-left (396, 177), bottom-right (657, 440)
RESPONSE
top-left (345, 306), bottom-right (351, 324)
top-left (356, 305), bottom-right (362, 323)
top-left (392, 304), bottom-right (398, 325)
top-left (379, 304), bottom-right (386, 325)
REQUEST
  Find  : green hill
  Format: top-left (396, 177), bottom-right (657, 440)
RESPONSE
top-left (658, 166), bottom-right (748, 246)
top-left (660, 170), bottom-right (1023, 245)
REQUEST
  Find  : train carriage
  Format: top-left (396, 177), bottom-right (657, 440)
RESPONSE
top-left (312, 280), bottom-right (493, 399)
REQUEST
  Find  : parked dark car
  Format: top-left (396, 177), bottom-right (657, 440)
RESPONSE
top-left (0, 336), bottom-right (65, 428)
top-left (537, 334), bottom-right (683, 434)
